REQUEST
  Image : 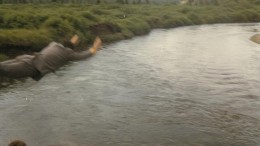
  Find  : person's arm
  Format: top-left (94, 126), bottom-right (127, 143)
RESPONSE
top-left (68, 50), bottom-right (93, 61)
top-left (68, 37), bottom-right (102, 61)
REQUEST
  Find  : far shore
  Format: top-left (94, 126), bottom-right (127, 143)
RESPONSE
top-left (0, 3), bottom-right (260, 61)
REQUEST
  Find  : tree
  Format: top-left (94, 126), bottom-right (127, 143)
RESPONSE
top-left (116, 0), bottom-right (124, 4)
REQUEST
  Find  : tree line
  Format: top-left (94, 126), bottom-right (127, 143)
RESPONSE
top-left (185, 0), bottom-right (260, 5)
top-left (115, 0), bottom-right (150, 4)
top-left (0, 0), bottom-right (97, 4)
top-left (0, 0), bottom-right (151, 4)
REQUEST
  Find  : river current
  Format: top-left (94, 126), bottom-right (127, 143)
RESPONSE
top-left (0, 23), bottom-right (260, 146)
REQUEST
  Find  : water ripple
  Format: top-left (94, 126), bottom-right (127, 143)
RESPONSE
top-left (1, 23), bottom-right (260, 146)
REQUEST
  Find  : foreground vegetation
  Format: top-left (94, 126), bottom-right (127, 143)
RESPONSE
top-left (0, 1), bottom-right (259, 59)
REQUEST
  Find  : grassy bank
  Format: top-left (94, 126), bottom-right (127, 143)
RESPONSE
top-left (0, 2), bottom-right (260, 58)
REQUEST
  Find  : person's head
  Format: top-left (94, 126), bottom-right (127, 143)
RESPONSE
top-left (70, 34), bottom-right (79, 45)
top-left (63, 34), bottom-right (80, 49)
top-left (8, 140), bottom-right (26, 146)
top-left (250, 34), bottom-right (260, 44)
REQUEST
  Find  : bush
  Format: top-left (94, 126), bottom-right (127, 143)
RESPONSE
top-left (81, 11), bottom-right (98, 21)
top-left (0, 29), bottom-right (52, 51)
top-left (91, 8), bottom-right (110, 15)
top-left (122, 17), bottom-right (150, 35)
top-left (186, 12), bottom-right (203, 24)
top-left (0, 3), bottom-right (260, 52)
top-left (101, 33), bottom-right (125, 42)
top-left (43, 17), bottom-right (75, 40)
top-left (0, 54), bottom-right (8, 61)
top-left (2, 12), bottom-right (47, 29)
top-left (243, 9), bottom-right (260, 22)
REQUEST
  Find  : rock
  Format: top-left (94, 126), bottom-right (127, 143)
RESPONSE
top-left (250, 34), bottom-right (260, 44)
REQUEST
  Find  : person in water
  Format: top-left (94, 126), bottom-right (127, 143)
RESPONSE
top-left (250, 34), bottom-right (260, 44)
top-left (0, 35), bottom-right (102, 81)
top-left (8, 140), bottom-right (26, 146)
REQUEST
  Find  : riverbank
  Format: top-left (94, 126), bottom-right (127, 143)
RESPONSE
top-left (0, 3), bottom-right (260, 60)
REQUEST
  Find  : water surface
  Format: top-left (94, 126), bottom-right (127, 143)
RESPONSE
top-left (0, 23), bottom-right (260, 146)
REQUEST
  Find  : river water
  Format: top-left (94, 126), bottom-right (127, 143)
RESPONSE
top-left (0, 23), bottom-right (260, 146)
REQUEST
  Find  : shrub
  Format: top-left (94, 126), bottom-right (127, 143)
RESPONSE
top-left (186, 12), bottom-right (203, 24)
top-left (122, 17), bottom-right (150, 35)
top-left (91, 8), bottom-right (110, 15)
top-left (243, 9), bottom-right (260, 22)
top-left (2, 12), bottom-right (45, 29)
top-left (0, 3), bottom-right (260, 52)
top-left (43, 17), bottom-right (75, 40)
top-left (0, 54), bottom-right (8, 61)
top-left (81, 11), bottom-right (98, 21)
top-left (0, 29), bottom-right (52, 51)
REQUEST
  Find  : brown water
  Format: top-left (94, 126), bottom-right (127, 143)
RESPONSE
top-left (0, 23), bottom-right (260, 146)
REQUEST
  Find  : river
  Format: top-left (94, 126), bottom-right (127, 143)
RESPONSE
top-left (0, 23), bottom-right (260, 146)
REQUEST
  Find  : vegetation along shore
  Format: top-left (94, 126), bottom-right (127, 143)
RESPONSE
top-left (0, 0), bottom-right (260, 60)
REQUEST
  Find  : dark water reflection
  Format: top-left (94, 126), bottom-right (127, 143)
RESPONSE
top-left (0, 23), bottom-right (260, 146)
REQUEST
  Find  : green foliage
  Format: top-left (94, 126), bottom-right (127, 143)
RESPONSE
top-left (0, 3), bottom-right (259, 52)
top-left (43, 17), bottom-right (75, 40)
top-left (91, 8), bottom-right (111, 15)
top-left (0, 54), bottom-right (8, 61)
top-left (0, 29), bottom-right (52, 51)
top-left (101, 33), bottom-right (125, 42)
top-left (123, 17), bottom-right (150, 35)
top-left (243, 9), bottom-right (260, 22)
top-left (1, 12), bottom-right (48, 29)
top-left (116, 0), bottom-right (125, 4)
top-left (81, 11), bottom-right (98, 21)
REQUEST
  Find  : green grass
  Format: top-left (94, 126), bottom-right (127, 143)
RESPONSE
top-left (0, 53), bottom-right (8, 61)
top-left (0, 2), bottom-right (259, 54)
